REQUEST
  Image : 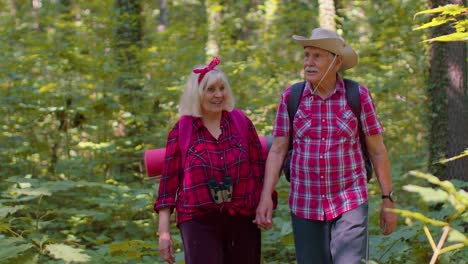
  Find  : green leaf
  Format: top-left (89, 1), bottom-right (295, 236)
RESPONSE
top-left (0, 238), bottom-right (34, 261)
top-left (413, 17), bottom-right (455, 31)
top-left (0, 222), bottom-right (11, 232)
top-left (414, 4), bottom-right (467, 18)
top-left (403, 185), bottom-right (448, 203)
top-left (0, 205), bottom-right (24, 219)
top-left (392, 208), bottom-right (448, 226)
top-left (425, 32), bottom-right (468, 42)
top-left (45, 243), bottom-right (91, 263)
top-left (447, 228), bottom-right (468, 244)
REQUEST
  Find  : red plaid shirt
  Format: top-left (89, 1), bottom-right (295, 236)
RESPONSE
top-left (154, 111), bottom-right (265, 224)
top-left (273, 77), bottom-right (383, 220)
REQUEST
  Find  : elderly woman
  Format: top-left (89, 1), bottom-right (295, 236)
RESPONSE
top-left (154, 57), bottom-right (265, 264)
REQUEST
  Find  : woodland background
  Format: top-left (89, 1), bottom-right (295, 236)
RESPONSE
top-left (0, 0), bottom-right (467, 263)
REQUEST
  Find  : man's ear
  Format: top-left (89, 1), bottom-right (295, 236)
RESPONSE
top-left (334, 55), bottom-right (344, 70)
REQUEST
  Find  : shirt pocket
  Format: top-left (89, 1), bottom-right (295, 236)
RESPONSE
top-left (227, 137), bottom-right (249, 173)
top-left (186, 143), bottom-right (208, 168)
top-left (334, 108), bottom-right (358, 139)
top-left (292, 108), bottom-right (314, 139)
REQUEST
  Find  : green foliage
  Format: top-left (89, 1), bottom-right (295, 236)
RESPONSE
top-left (413, 4), bottom-right (468, 42)
top-left (0, 175), bottom-right (159, 263)
top-left (45, 244), bottom-right (91, 263)
top-left (391, 168), bottom-right (467, 263)
top-left (1, 0), bottom-right (460, 263)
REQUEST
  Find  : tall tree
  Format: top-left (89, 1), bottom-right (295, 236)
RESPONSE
top-left (318, 0), bottom-right (336, 30)
top-left (206, 0), bottom-right (221, 58)
top-left (427, 0), bottom-right (467, 180)
top-left (114, 0), bottom-right (143, 131)
top-left (113, 0), bottom-right (144, 178)
top-left (158, 0), bottom-right (167, 32)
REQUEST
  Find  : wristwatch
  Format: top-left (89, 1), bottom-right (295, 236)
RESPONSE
top-left (382, 191), bottom-right (395, 202)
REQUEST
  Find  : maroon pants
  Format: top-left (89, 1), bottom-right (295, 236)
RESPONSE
top-left (179, 211), bottom-right (261, 264)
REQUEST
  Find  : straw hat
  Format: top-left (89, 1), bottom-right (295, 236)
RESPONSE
top-left (292, 28), bottom-right (358, 71)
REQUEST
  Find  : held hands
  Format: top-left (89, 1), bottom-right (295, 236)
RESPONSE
top-left (158, 232), bottom-right (175, 264)
top-left (254, 195), bottom-right (274, 230)
top-left (380, 199), bottom-right (397, 235)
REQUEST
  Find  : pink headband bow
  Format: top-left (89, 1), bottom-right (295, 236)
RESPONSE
top-left (193, 57), bottom-right (220, 84)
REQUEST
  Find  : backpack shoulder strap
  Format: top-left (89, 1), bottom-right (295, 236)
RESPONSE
top-left (229, 109), bottom-right (249, 148)
top-left (344, 78), bottom-right (364, 139)
top-left (287, 82), bottom-right (306, 147)
top-left (178, 115), bottom-right (193, 166)
top-left (344, 79), bottom-right (361, 118)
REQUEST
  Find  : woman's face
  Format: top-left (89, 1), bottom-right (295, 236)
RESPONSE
top-left (201, 80), bottom-right (226, 115)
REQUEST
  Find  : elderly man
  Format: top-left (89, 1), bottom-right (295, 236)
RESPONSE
top-left (255, 28), bottom-right (397, 264)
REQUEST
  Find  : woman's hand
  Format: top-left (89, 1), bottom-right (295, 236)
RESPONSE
top-left (254, 194), bottom-right (274, 230)
top-left (159, 232), bottom-right (175, 264)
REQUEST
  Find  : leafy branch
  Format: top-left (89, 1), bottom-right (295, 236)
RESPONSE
top-left (391, 151), bottom-right (467, 263)
top-left (413, 4), bottom-right (468, 42)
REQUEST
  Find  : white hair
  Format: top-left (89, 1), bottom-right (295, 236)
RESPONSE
top-left (179, 67), bottom-right (235, 117)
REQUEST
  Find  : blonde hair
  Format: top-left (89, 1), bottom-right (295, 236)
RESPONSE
top-left (179, 67), bottom-right (235, 117)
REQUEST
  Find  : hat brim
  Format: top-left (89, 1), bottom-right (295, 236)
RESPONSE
top-left (292, 35), bottom-right (358, 71)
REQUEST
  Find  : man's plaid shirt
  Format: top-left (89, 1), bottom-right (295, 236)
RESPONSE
top-left (273, 77), bottom-right (383, 220)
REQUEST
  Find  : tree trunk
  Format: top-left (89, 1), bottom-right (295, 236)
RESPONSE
top-left (114, 0), bottom-right (143, 120)
top-left (158, 0), bottom-right (167, 32)
top-left (318, 0), bottom-right (336, 30)
top-left (428, 0), bottom-right (467, 180)
top-left (206, 0), bottom-right (221, 58)
top-left (31, 0), bottom-right (43, 31)
top-left (10, 0), bottom-right (17, 17)
top-left (113, 0), bottom-right (144, 179)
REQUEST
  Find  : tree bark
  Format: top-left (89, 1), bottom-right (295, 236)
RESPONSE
top-left (318, 0), bottom-right (336, 30)
top-left (158, 0), bottom-right (167, 32)
top-left (206, 0), bottom-right (221, 58)
top-left (114, 0), bottom-right (143, 118)
top-left (428, 0), bottom-right (467, 180)
top-left (10, 0), bottom-right (17, 17)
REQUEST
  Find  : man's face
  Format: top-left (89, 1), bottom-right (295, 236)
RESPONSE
top-left (302, 47), bottom-right (337, 84)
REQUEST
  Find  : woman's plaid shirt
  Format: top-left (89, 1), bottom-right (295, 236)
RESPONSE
top-left (154, 111), bottom-right (264, 224)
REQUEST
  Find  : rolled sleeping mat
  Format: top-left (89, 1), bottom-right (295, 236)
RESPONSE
top-left (144, 135), bottom-right (274, 180)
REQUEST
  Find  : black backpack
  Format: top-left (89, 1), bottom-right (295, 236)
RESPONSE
top-left (282, 79), bottom-right (373, 183)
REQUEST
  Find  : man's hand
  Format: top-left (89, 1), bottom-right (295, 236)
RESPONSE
top-left (380, 200), bottom-right (397, 235)
top-left (254, 195), bottom-right (274, 230)
top-left (159, 232), bottom-right (175, 264)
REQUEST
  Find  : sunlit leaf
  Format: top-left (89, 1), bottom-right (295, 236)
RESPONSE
top-left (392, 208), bottom-right (448, 226)
top-left (403, 185), bottom-right (448, 203)
top-left (413, 17), bottom-right (454, 30)
top-left (0, 205), bottom-right (24, 219)
top-left (447, 228), bottom-right (468, 244)
top-left (414, 4), bottom-right (467, 18)
top-left (45, 243), bottom-right (91, 263)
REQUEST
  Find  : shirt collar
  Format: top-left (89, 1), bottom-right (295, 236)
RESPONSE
top-left (193, 111), bottom-right (228, 131)
top-left (303, 74), bottom-right (345, 98)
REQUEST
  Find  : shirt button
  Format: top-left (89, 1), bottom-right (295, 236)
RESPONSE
top-left (322, 138), bottom-right (325, 141)
top-left (320, 175), bottom-right (324, 179)
top-left (319, 155), bottom-right (323, 159)
top-left (322, 119), bottom-right (325, 122)
top-left (322, 195), bottom-right (325, 198)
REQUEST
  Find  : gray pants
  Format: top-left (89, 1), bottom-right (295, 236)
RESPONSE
top-left (291, 202), bottom-right (368, 264)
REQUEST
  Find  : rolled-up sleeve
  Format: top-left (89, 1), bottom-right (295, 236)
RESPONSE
top-left (154, 123), bottom-right (181, 213)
